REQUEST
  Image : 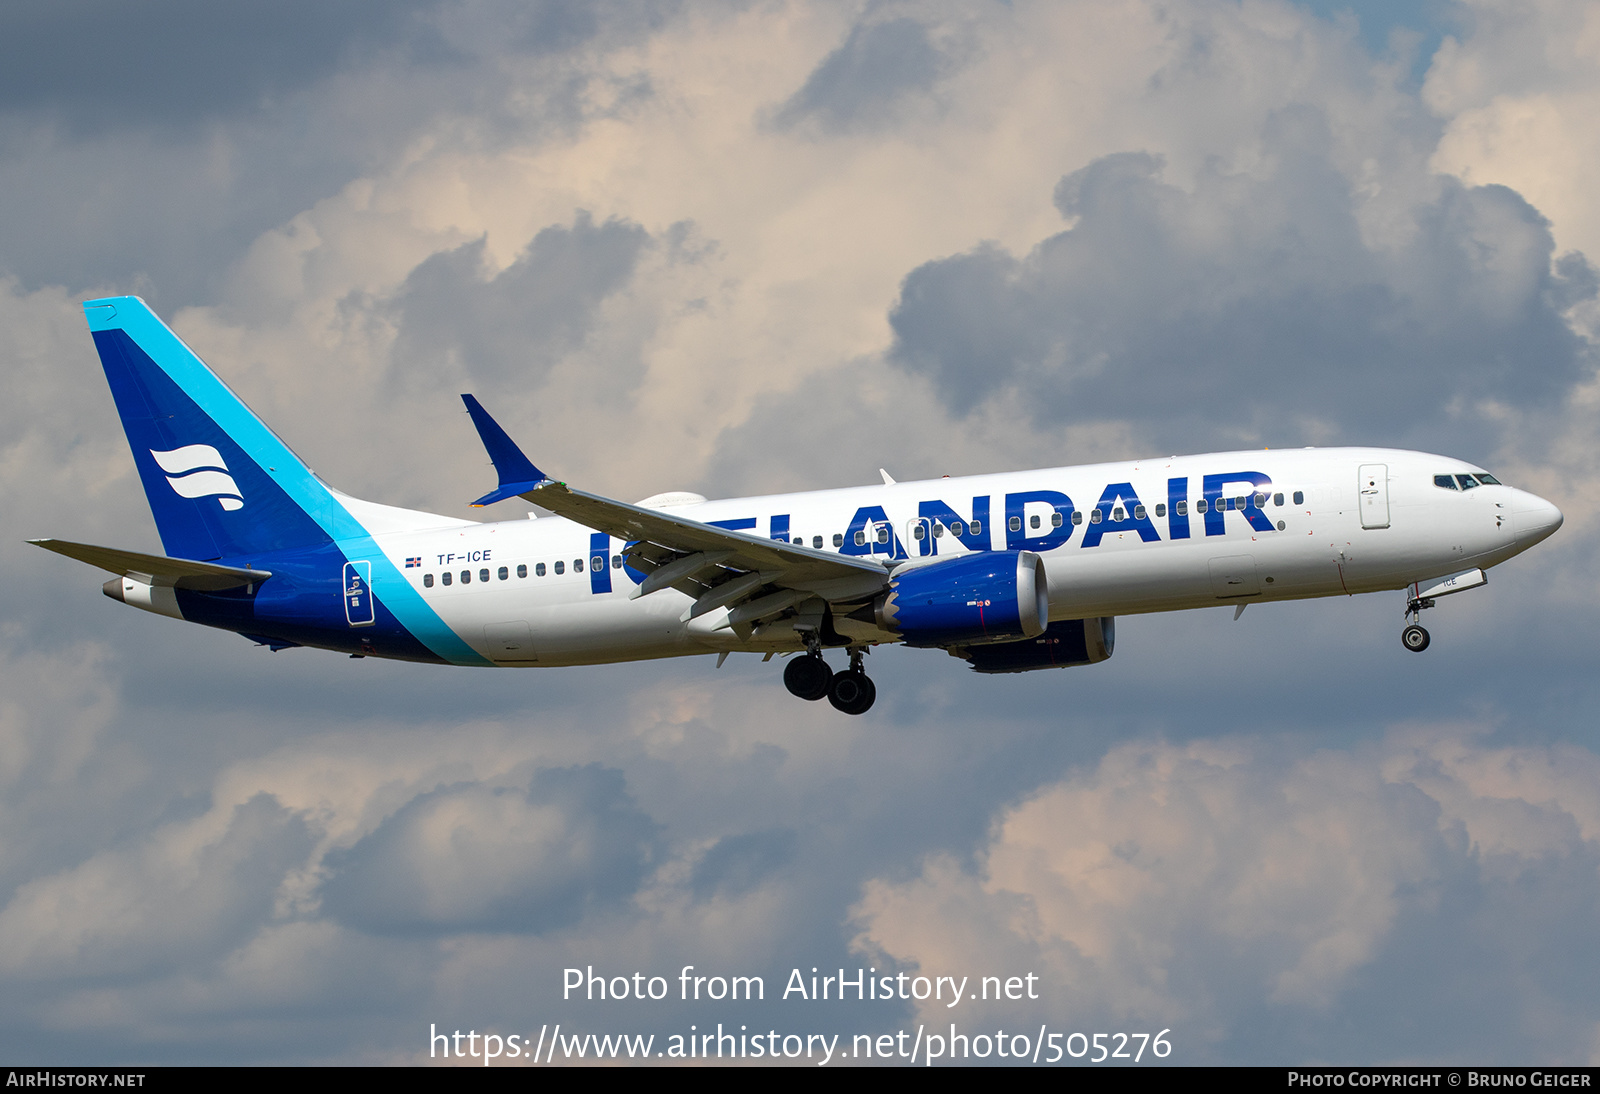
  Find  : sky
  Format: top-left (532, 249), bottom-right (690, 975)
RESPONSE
top-left (3, 0), bottom-right (1600, 1066)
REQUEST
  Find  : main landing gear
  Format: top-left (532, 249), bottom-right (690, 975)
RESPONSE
top-left (782, 647), bottom-right (876, 715)
top-left (1401, 593), bottom-right (1434, 653)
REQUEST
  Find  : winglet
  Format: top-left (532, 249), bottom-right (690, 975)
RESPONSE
top-left (460, 394), bottom-right (552, 506)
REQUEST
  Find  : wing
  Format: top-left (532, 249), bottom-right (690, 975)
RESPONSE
top-left (30, 538), bottom-right (271, 590)
top-left (460, 395), bottom-right (890, 631)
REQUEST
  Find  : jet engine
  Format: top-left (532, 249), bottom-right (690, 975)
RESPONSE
top-left (873, 551), bottom-right (1048, 647)
top-left (951, 616), bottom-right (1116, 673)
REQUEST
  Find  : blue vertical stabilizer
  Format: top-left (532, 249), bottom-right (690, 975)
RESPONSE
top-left (81, 297), bottom-right (489, 665)
top-left (85, 297), bottom-right (337, 560)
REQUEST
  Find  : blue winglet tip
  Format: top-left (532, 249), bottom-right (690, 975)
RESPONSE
top-left (460, 394), bottom-right (549, 504)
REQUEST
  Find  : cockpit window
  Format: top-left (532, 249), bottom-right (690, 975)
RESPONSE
top-left (1476, 473), bottom-right (1502, 486)
top-left (1456, 474), bottom-right (1479, 490)
top-left (1433, 475), bottom-right (1457, 490)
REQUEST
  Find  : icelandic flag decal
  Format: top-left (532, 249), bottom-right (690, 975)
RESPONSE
top-left (404, 557), bottom-right (422, 568)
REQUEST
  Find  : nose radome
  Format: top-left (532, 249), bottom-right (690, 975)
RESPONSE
top-left (1513, 491), bottom-right (1564, 546)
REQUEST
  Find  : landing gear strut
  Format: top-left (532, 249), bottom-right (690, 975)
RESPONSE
top-left (827, 648), bottom-right (876, 715)
top-left (1401, 594), bottom-right (1434, 653)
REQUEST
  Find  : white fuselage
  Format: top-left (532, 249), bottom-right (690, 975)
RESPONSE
top-left (355, 447), bottom-right (1561, 666)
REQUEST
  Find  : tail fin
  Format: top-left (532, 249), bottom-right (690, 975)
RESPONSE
top-left (85, 296), bottom-right (340, 561)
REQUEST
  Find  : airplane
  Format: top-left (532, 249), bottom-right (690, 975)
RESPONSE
top-left (31, 297), bottom-right (1565, 715)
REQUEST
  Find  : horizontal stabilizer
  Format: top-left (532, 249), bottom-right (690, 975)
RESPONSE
top-left (29, 538), bottom-right (271, 590)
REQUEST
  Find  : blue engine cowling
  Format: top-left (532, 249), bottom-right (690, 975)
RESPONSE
top-left (953, 617), bottom-right (1116, 673)
top-left (876, 551), bottom-right (1048, 647)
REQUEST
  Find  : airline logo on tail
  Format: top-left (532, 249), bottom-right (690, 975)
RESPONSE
top-left (149, 445), bottom-right (244, 511)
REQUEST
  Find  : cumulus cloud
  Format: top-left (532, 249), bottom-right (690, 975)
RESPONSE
top-left (0, 794), bottom-right (313, 980)
top-left (321, 765), bottom-right (659, 935)
top-left (853, 730), bottom-right (1600, 1061)
top-left (888, 135), bottom-right (1597, 453)
top-left (390, 212), bottom-right (653, 394)
top-left (1427, 0), bottom-right (1600, 262)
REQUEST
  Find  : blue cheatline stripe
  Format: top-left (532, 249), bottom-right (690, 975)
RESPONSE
top-left (84, 296), bottom-right (492, 666)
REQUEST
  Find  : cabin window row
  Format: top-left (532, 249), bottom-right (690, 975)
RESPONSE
top-left (421, 554), bottom-right (623, 588)
top-left (999, 491), bottom-right (1305, 532)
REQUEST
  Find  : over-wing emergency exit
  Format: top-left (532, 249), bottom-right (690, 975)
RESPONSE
top-left (32, 297), bottom-right (1565, 714)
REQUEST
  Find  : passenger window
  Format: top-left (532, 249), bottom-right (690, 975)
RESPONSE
top-left (1196, 499), bottom-right (1208, 513)
top-left (833, 533), bottom-right (844, 547)
top-left (1051, 512), bottom-right (1063, 527)
top-left (793, 537), bottom-right (802, 545)
top-left (591, 555), bottom-right (604, 571)
top-left (969, 520), bottom-right (981, 535)
top-left (498, 566), bottom-right (508, 580)
top-left (1253, 493), bottom-right (1266, 508)
top-left (1154, 503), bottom-right (1166, 518)
top-left (517, 564), bottom-right (528, 578)
top-left (913, 525), bottom-right (926, 541)
top-left (442, 572), bottom-right (452, 586)
top-left (1456, 474), bottom-right (1479, 490)
top-left (536, 563), bottom-right (546, 576)
top-left (554, 561), bottom-right (564, 575)
top-left (1235, 496), bottom-right (1246, 510)
top-left (854, 530), bottom-right (867, 546)
top-left (1030, 514), bottom-right (1041, 529)
top-left (1112, 507), bottom-right (1124, 521)
top-left (1273, 493), bottom-right (1284, 506)
top-left (1089, 509), bottom-right (1102, 524)
top-left (933, 523), bottom-right (945, 539)
top-left (1176, 501), bottom-right (1187, 516)
top-left (479, 568), bottom-right (489, 583)
top-left (460, 570), bottom-right (471, 584)
top-left (1072, 511), bottom-right (1083, 525)
top-left (424, 573), bottom-right (434, 588)
top-left (1134, 505), bottom-right (1146, 520)
top-left (1293, 491), bottom-right (1304, 505)
top-left (574, 558), bottom-right (584, 572)
top-left (612, 555), bottom-right (621, 568)
top-left (950, 520), bottom-right (965, 536)
top-left (875, 525), bottom-right (889, 544)
top-left (1008, 516), bottom-right (1021, 532)
top-left (812, 536), bottom-right (822, 549)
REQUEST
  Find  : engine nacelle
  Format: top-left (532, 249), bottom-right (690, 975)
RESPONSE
top-left (876, 551), bottom-right (1048, 647)
top-left (953, 617), bottom-right (1115, 674)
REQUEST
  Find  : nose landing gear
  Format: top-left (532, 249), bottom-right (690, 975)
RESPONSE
top-left (1401, 594), bottom-right (1434, 652)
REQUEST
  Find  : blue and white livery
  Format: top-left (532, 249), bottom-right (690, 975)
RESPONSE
top-left (32, 297), bottom-right (1565, 714)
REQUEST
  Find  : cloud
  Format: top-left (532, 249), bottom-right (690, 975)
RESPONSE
top-left (320, 764), bottom-right (660, 935)
top-left (0, 0), bottom-right (439, 132)
top-left (0, 794), bottom-right (314, 980)
top-left (773, 15), bottom-right (954, 133)
top-left (1427, 0), bottom-right (1600, 262)
top-left (853, 729), bottom-right (1600, 1061)
top-left (390, 212), bottom-right (653, 395)
top-left (887, 131), bottom-right (1598, 453)
top-left (690, 827), bottom-right (799, 899)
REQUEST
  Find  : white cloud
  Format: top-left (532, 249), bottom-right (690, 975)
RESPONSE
top-left (853, 728), bottom-right (1600, 1059)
